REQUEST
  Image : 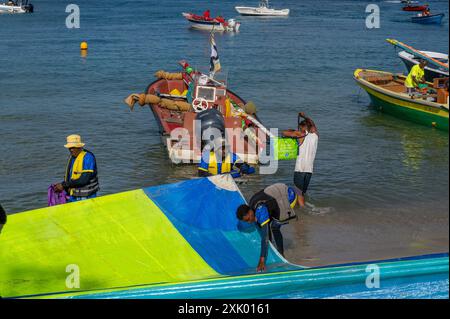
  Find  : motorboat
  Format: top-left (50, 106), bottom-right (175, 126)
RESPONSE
top-left (398, 50), bottom-right (448, 81)
top-left (124, 62), bottom-right (273, 164)
top-left (0, 0), bottom-right (33, 13)
top-left (402, 4), bottom-right (429, 11)
top-left (235, 0), bottom-right (289, 16)
top-left (182, 12), bottom-right (240, 32)
top-left (411, 12), bottom-right (445, 24)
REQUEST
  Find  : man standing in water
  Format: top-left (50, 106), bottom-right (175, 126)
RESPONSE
top-left (54, 135), bottom-right (99, 202)
top-left (236, 183), bottom-right (300, 272)
top-left (283, 112), bottom-right (319, 207)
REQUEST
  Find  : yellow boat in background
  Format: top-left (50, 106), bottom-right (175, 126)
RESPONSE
top-left (354, 69), bottom-right (449, 131)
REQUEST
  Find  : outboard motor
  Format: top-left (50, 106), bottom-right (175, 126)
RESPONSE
top-left (22, 0), bottom-right (33, 13)
top-left (195, 108), bottom-right (225, 147)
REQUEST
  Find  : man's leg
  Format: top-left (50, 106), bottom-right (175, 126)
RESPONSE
top-left (294, 172), bottom-right (309, 207)
top-left (270, 221), bottom-right (284, 256)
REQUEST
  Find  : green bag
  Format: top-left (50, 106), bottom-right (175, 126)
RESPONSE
top-left (271, 137), bottom-right (298, 160)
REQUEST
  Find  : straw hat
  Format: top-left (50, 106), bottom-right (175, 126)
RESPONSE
top-left (64, 134), bottom-right (85, 149)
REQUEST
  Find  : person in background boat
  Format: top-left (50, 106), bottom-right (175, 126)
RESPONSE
top-left (0, 204), bottom-right (7, 234)
top-left (422, 8), bottom-right (431, 16)
top-left (405, 59), bottom-right (428, 96)
top-left (282, 112), bottom-right (318, 208)
top-left (203, 9), bottom-right (211, 20)
top-left (236, 183), bottom-right (301, 272)
top-left (53, 135), bottom-right (99, 203)
top-left (198, 138), bottom-right (254, 178)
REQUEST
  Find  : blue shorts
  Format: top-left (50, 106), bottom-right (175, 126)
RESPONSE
top-left (294, 172), bottom-right (312, 195)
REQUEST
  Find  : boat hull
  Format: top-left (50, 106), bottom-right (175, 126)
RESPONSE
top-left (0, 4), bottom-right (25, 13)
top-left (411, 13), bottom-right (445, 24)
top-left (235, 6), bottom-right (289, 16)
top-left (398, 50), bottom-right (448, 82)
top-left (354, 70), bottom-right (449, 131)
top-left (402, 5), bottom-right (428, 11)
top-left (145, 78), bottom-right (261, 164)
top-left (182, 13), bottom-right (240, 32)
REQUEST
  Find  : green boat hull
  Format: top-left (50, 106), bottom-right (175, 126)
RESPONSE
top-left (368, 94), bottom-right (448, 131)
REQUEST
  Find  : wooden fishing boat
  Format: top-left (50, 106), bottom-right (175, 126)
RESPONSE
top-left (354, 69), bottom-right (449, 130)
top-left (402, 4), bottom-right (428, 11)
top-left (411, 12), bottom-right (445, 24)
top-left (182, 12), bottom-right (240, 32)
top-left (125, 63), bottom-right (270, 164)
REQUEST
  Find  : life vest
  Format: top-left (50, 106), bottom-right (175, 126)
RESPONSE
top-left (65, 150), bottom-right (99, 197)
top-left (249, 184), bottom-right (297, 223)
top-left (207, 151), bottom-right (232, 175)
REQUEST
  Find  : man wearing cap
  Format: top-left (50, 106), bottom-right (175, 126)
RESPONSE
top-left (198, 138), bottom-right (254, 178)
top-left (54, 135), bottom-right (99, 202)
top-left (236, 183), bottom-right (300, 272)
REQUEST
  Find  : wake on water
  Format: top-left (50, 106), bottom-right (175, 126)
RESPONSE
top-left (303, 202), bottom-right (334, 216)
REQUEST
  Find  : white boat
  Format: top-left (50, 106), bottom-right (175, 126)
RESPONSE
top-left (235, 0), bottom-right (289, 16)
top-left (0, 0), bottom-right (33, 14)
top-left (398, 50), bottom-right (449, 81)
top-left (182, 12), bottom-right (240, 32)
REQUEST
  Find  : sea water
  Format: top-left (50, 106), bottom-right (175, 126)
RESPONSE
top-left (0, 0), bottom-right (448, 267)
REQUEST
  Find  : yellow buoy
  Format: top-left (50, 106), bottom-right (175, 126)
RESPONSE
top-left (80, 41), bottom-right (88, 50)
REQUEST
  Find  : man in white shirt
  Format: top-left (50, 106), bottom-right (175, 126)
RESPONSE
top-left (282, 112), bottom-right (319, 207)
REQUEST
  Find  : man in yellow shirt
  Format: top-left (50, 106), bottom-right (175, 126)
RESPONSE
top-left (405, 60), bottom-right (427, 96)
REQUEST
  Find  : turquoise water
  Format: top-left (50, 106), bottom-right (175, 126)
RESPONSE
top-left (0, 1), bottom-right (448, 267)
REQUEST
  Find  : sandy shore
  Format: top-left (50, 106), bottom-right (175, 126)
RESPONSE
top-left (283, 201), bottom-right (449, 267)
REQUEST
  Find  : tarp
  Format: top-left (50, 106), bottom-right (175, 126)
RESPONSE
top-left (0, 175), bottom-right (447, 299)
top-left (0, 175), bottom-right (297, 298)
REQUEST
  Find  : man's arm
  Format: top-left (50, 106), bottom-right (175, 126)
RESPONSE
top-left (299, 112), bottom-right (318, 134)
top-left (255, 205), bottom-right (271, 272)
top-left (258, 223), bottom-right (270, 272)
top-left (282, 130), bottom-right (305, 138)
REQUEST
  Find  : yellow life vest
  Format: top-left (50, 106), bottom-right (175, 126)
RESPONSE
top-left (65, 150), bottom-right (95, 195)
top-left (208, 151), bottom-right (232, 175)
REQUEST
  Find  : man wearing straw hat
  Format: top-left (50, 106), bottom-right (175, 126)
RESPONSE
top-left (54, 135), bottom-right (99, 202)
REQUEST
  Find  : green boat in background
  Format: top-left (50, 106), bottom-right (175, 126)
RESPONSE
top-left (354, 69), bottom-right (449, 131)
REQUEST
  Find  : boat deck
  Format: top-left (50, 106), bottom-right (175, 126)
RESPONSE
top-left (357, 70), bottom-right (443, 103)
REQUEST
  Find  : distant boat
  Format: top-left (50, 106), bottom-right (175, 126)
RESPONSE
top-left (354, 69), bottom-right (449, 130)
top-left (235, 0), bottom-right (289, 16)
top-left (0, 0), bottom-right (33, 14)
top-left (411, 12), bottom-right (445, 24)
top-left (182, 12), bottom-right (240, 32)
top-left (402, 4), bottom-right (429, 11)
top-left (398, 50), bottom-right (449, 81)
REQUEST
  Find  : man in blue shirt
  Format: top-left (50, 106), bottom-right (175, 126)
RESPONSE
top-left (236, 183), bottom-right (300, 272)
top-left (54, 135), bottom-right (99, 202)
